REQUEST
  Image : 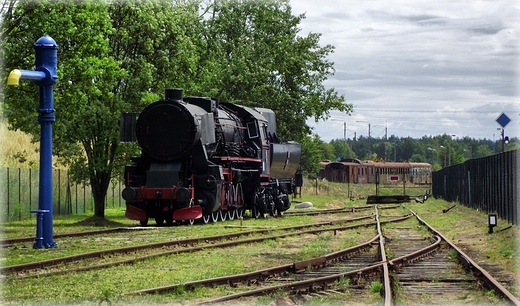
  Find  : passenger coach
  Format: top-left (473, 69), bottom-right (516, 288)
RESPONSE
top-left (318, 159), bottom-right (432, 185)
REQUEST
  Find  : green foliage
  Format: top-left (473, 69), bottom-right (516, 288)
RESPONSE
top-left (299, 134), bottom-right (323, 178)
top-left (328, 133), bottom-right (518, 168)
top-left (384, 246), bottom-right (394, 259)
top-left (319, 141), bottom-right (336, 161)
top-left (198, 0), bottom-right (351, 141)
top-left (2, 0), bottom-right (129, 217)
top-left (330, 138), bottom-right (355, 160)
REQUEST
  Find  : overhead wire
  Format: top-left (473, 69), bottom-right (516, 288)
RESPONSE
top-left (343, 90), bottom-right (518, 105)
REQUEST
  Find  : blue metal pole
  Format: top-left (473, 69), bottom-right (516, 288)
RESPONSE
top-left (34, 36), bottom-right (58, 248)
top-left (8, 36), bottom-right (58, 248)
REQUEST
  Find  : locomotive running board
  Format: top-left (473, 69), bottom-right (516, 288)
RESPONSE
top-left (173, 206), bottom-right (203, 221)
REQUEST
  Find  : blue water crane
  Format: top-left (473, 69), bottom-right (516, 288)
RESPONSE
top-left (7, 36), bottom-right (59, 249)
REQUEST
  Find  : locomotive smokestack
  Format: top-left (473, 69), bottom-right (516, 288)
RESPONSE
top-left (165, 88), bottom-right (183, 101)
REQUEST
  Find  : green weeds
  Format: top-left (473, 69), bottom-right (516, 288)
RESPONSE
top-left (334, 275), bottom-right (350, 290)
top-left (370, 280), bottom-right (384, 294)
top-left (447, 248), bottom-right (459, 262)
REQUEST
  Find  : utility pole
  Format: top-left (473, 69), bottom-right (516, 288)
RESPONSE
top-left (357, 120), bottom-right (371, 157)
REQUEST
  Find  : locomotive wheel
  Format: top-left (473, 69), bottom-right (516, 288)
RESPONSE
top-left (252, 193), bottom-right (261, 219)
top-left (165, 216), bottom-right (174, 226)
top-left (236, 207), bottom-right (244, 219)
top-left (227, 209), bottom-right (235, 220)
top-left (202, 214), bottom-right (210, 224)
top-left (251, 206), bottom-right (260, 219)
top-left (211, 211), bottom-right (219, 222)
top-left (261, 204), bottom-right (269, 218)
top-left (188, 219), bottom-right (195, 225)
top-left (235, 183), bottom-right (244, 219)
top-left (225, 185), bottom-right (235, 221)
top-left (219, 210), bottom-right (227, 221)
top-left (155, 217), bottom-right (164, 226)
top-left (140, 218), bottom-right (148, 226)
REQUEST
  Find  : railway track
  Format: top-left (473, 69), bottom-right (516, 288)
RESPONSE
top-left (130, 205), bottom-right (519, 305)
top-left (0, 227), bottom-right (143, 248)
top-left (2, 214), bottom-right (383, 278)
top-left (5, 204), bottom-right (516, 305)
top-left (0, 206), bottom-right (382, 248)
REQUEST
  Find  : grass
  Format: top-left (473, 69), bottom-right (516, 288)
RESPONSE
top-left (1, 180), bottom-right (519, 305)
top-left (0, 121), bottom-right (66, 169)
top-left (0, 121), bottom-right (39, 168)
top-left (370, 280), bottom-right (384, 294)
top-left (334, 275), bottom-right (350, 290)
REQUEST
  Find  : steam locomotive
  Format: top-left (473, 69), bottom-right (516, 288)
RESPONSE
top-left (120, 89), bottom-right (301, 226)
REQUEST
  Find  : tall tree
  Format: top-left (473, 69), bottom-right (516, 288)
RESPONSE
top-left (2, 0), bottom-right (201, 218)
top-left (199, 0), bottom-right (352, 141)
top-left (330, 138), bottom-right (354, 160)
top-left (299, 134), bottom-right (323, 178)
top-left (3, 0), bottom-right (124, 218)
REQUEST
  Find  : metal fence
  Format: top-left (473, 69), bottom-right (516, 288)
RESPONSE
top-left (432, 149), bottom-right (519, 225)
top-left (0, 168), bottom-right (124, 222)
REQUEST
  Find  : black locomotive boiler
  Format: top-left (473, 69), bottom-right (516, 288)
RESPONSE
top-left (120, 88), bottom-right (301, 225)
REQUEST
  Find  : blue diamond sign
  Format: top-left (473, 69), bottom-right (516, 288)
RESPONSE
top-left (496, 112), bottom-right (511, 128)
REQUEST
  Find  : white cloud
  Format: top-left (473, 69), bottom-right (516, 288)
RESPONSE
top-left (292, 0), bottom-right (520, 140)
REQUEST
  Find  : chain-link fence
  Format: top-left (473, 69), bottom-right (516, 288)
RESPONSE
top-left (0, 168), bottom-right (123, 222)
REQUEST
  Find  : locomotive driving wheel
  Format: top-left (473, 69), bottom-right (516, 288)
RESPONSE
top-left (252, 193), bottom-right (261, 219)
top-left (251, 205), bottom-right (260, 219)
top-left (219, 209), bottom-right (227, 221)
top-left (269, 205), bottom-right (276, 217)
top-left (227, 185), bottom-right (236, 220)
top-left (254, 192), bottom-right (268, 219)
top-left (140, 218), bottom-right (148, 226)
top-left (165, 215), bottom-right (174, 226)
top-left (211, 211), bottom-right (219, 222)
top-left (220, 184), bottom-right (228, 221)
top-left (235, 183), bottom-right (244, 219)
top-left (228, 209), bottom-right (236, 220)
top-left (202, 214), bottom-right (211, 224)
top-left (236, 207), bottom-right (244, 219)
top-left (155, 216), bottom-right (164, 226)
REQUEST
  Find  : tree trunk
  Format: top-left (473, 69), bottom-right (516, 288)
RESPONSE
top-left (91, 170), bottom-right (112, 218)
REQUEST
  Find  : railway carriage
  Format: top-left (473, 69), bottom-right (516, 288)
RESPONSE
top-left (375, 162), bottom-right (432, 185)
top-left (318, 158), bottom-right (375, 184)
top-left (318, 159), bottom-right (432, 185)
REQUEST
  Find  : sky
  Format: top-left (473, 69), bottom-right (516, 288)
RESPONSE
top-left (290, 0), bottom-right (519, 142)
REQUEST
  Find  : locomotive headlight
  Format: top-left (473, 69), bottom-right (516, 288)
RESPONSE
top-left (155, 190), bottom-right (162, 199)
top-left (176, 187), bottom-right (191, 204)
top-left (122, 187), bottom-right (137, 201)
